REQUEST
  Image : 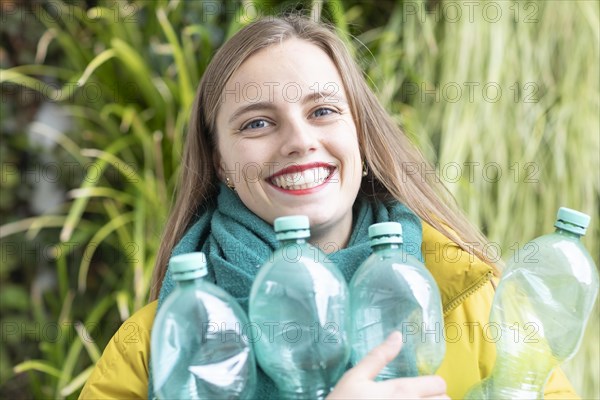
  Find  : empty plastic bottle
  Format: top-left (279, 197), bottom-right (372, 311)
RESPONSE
top-left (249, 215), bottom-right (351, 399)
top-left (464, 207), bottom-right (599, 399)
top-left (151, 252), bottom-right (257, 399)
top-left (349, 222), bottom-right (445, 379)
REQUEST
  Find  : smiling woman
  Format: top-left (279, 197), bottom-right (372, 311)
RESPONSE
top-left (215, 38), bottom-right (362, 249)
top-left (79, 14), bottom-right (580, 400)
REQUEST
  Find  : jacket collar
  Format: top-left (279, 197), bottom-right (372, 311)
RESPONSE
top-left (421, 222), bottom-right (493, 316)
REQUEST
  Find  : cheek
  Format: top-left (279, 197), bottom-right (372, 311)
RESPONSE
top-left (212, 139), bottom-right (224, 178)
top-left (346, 143), bottom-right (363, 185)
top-left (341, 132), bottom-right (362, 164)
top-left (218, 142), bottom-right (269, 185)
top-left (216, 136), bottom-right (242, 168)
top-left (338, 119), bottom-right (361, 154)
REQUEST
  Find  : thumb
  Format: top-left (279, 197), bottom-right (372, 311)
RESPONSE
top-left (351, 331), bottom-right (404, 380)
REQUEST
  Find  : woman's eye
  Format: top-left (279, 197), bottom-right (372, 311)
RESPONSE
top-left (241, 119), bottom-right (271, 131)
top-left (312, 107), bottom-right (337, 118)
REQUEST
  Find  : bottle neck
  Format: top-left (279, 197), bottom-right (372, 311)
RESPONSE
top-left (174, 277), bottom-right (201, 287)
top-left (280, 238), bottom-right (307, 246)
top-left (371, 243), bottom-right (400, 252)
top-left (554, 227), bottom-right (582, 240)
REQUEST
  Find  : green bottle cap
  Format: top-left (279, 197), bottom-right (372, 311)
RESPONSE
top-left (274, 215), bottom-right (310, 240)
top-left (368, 222), bottom-right (403, 246)
top-left (554, 207), bottom-right (590, 235)
top-left (169, 252), bottom-right (207, 281)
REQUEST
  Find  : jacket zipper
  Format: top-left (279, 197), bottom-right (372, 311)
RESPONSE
top-left (443, 271), bottom-right (493, 317)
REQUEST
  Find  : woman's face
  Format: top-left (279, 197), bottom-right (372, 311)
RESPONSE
top-left (215, 38), bottom-right (362, 248)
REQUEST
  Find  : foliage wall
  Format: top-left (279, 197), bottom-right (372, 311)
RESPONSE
top-left (1, 0), bottom-right (598, 398)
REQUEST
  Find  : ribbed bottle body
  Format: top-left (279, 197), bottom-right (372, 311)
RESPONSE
top-left (152, 279), bottom-right (257, 399)
top-left (350, 248), bottom-right (445, 378)
top-left (249, 241), bottom-right (350, 399)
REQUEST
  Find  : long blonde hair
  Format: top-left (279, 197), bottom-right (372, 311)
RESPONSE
top-left (149, 15), bottom-right (498, 301)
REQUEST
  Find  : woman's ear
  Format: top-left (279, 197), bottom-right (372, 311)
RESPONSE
top-left (214, 152), bottom-right (237, 191)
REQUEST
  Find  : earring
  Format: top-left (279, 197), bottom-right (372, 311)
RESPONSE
top-left (362, 160), bottom-right (369, 177)
top-left (226, 177), bottom-right (235, 190)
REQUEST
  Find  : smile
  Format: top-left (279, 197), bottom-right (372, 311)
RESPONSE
top-left (268, 163), bottom-right (336, 192)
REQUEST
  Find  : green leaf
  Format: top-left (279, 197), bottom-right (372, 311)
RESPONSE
top-left (156, 7), bottom-right (194, 111)
top-left (59, 365), bottom-right (94, 397)
top-left (0, 285), bottom-right (30, 311)
top-left (56, 295), bottom-right (114, 398)
top-left (110, 38), bottom-right (165, 118)
top-left (14, 360), bottom-right (61, 378)
top-left (77, 212), bottom-right (135, 292)
top-left (76, 49), bottom-right (117, 87)
top-left (60, 136), bottom-right (137, 242)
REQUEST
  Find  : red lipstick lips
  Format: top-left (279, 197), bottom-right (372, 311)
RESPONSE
top-left (267, 162), bottom-right (336, 195)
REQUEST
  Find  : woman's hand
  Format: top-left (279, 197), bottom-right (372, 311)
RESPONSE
top-left (327, 332), bottom-right (449, 399)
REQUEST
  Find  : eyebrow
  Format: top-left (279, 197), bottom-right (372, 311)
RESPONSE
top-left (228, 102), bottom-right (277, 124)
top-left (227, 90), bottom-right (348, 124)
top-left (302, 90), bottom-right (347, 105)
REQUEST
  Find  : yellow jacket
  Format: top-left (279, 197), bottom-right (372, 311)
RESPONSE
top-left (80, 223), bottom-right (579, 399)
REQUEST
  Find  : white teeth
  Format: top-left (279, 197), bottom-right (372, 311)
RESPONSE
top-left (271, 167), bottom-right (332, 190)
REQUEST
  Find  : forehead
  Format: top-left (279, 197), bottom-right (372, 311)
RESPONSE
top-left (222, 38), bottom-right (347, 102)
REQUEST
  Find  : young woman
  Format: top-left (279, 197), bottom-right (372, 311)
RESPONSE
top-left (80, 15), bottom-right (578, 399)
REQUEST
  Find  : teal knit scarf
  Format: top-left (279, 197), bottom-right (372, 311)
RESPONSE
top-left (149, 183), bottom-right (423, 399)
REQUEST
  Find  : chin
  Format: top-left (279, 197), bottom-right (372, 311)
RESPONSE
top-left (303, 211), bottom-right (337, 229)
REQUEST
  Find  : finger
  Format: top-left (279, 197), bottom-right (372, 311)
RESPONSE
top-left (350, 331), bottom-right (404, 380)
top-left (393, 375), bottom-right (447, 398)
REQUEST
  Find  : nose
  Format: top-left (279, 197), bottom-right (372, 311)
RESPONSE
top-left (279, 116), bottom-right (318, 157)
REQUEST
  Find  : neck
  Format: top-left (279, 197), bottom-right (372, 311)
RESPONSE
top-left (307, 216), bottom-right (353, 253)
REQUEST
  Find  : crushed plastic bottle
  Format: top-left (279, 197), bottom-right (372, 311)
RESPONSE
top-left (249, 215), bottom-right (350, 399)
top-left (465, 207), bottom-right (599, 399)
top-left (349, 222), bottom-right (445, 378)
top-left (151, 252), bottom-right (257, 399)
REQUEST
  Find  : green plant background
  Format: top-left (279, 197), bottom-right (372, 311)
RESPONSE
top-left (1, 0), bottom-right (598, 398)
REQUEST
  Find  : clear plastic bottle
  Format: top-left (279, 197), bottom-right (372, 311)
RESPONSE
top-left (249, 215), bottom-right (351, 399)
top-left (349, 222), bottom-right (445, 378)
top-left (464, 207), bottom-right (599, 399)
top-left (151, 252), bottom-right (257, 399)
